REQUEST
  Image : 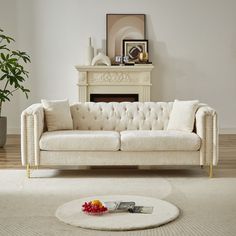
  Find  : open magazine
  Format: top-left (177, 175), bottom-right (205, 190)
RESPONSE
top-left (104, 201), bottom-right (153, 214)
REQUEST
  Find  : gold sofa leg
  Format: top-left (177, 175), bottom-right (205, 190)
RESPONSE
top-left (209, 163), bottom-right (213, 178)
top-left (26, 164), bottom-right (31, 178)
top-left (26, 164), bottom-right (39, 178)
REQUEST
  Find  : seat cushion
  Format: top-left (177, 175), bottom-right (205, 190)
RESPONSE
top-left (40, 130), bottom-right (120, 151)
top-left (120, 130), bottom-right (201, 151)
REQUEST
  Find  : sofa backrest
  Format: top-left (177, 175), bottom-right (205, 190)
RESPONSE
top-left (70, 102), bottom-right (173, 131)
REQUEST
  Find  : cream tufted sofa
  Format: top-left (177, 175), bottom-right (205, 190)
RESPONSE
top-left (21, 102), bottom-right (218, 177)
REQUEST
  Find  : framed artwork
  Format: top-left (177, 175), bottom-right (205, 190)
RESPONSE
top-left (106, 14), bottom-right (146, 62)
top-left (123, 39), bottom-right (148, 63)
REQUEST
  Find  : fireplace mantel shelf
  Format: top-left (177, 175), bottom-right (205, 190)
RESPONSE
top-left (75, 65), bottom-right (154, 72)
top-left (75, 64), bottom-right (154, 102)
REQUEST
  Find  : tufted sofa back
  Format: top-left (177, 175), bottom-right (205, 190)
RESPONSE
top-left (70, 102), bottom-right (173, 131)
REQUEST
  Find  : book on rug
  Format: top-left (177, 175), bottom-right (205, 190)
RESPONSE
top-left (128, 206), bottom-right (154, 214)
top-left (104, 201), bottom-right (153, 214)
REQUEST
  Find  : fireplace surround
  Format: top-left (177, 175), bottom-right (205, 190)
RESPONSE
top-left (75, 65), bottom-right (154, 102)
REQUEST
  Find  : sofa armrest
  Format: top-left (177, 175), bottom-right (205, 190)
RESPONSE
top-left (195, 105), bottom-right (218, 166)
top-left (21, 104), bottom-right (45, 166)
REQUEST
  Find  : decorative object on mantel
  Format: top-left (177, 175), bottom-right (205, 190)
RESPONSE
top-left (138, 52), bottom-right (149, 63)
top-left (123, 39), bottom-right (149, 63)
top-left (84, 37), bottom-right (94, 65)
top-left (106, 14), bottom-right (146, 64)
top-left (0, 28), bottom-right (30, 147)
top-left (114, 55), bottom-right (123, 65)
top-left (91, 52), bottom-right (111, 66)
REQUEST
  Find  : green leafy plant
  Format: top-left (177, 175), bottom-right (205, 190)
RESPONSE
top-left (0, 28), bottom-right (30, 117)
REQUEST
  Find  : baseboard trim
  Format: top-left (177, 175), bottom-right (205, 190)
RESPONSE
top-left (8, 127), bottom-right (20, 134)
top-left (220, 128), bottom-right (236, 134)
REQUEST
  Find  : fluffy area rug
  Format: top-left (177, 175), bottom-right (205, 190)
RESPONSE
top-left (55, 195), bottom-right (179, 230)
top-left (0, 168), bottom-right (236, 236)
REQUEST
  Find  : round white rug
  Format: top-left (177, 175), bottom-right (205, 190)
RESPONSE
top-left (55, 195), bottom-right (179, 231)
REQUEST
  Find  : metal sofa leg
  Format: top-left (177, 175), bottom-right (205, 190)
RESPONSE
top-left (209, 163), bottom-right (213, 178)
top-left (26, 164), bottom-right (31, 178)
top-left (26, 164), bottom-right (39, 178)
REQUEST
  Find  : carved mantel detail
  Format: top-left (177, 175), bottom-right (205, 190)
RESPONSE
top-left (78, 72), bottom-right (87, 84)
top-left (75, 65), bottom-right (154, 102)
top-left (91, 72), bottom-right (130, 83)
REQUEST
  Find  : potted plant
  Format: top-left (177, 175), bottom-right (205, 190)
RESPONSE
top-left (0, 28), bottom-right (30, 147)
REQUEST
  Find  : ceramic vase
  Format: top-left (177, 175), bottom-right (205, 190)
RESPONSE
top-left (84, 37), bottom-right (94, 65)
top-left (91, 52), bottom-right (111, 66)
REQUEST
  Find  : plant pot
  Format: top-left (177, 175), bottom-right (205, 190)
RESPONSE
top-left (0, 117), bottom-right (7, 147)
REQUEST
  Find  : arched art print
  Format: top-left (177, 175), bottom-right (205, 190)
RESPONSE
top-left (106, 14), bottom-right (146, 63)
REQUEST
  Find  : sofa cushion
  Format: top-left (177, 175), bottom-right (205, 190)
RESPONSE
top-left (120, 130), bottom-right (201, 151)
top-left (167, 100), bottom-right (199, 132)
top-left (41, 99), bottom-right (73, 131)
top-left (39, 130), bottom-right (120, 151)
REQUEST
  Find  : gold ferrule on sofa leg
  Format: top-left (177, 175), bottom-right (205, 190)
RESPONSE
top-left (26, 164), bottom-right (31, 178)
top-left (209, 163), bottom-right (213, 178)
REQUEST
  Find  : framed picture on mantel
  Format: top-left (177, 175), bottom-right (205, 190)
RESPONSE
top-left (106, 14), bottom-right (146, 63)
top-left (123, 39), bottom-right (148, 63)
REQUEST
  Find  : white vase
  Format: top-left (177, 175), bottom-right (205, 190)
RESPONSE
top-left (84, 37), bottom-right (94, 65)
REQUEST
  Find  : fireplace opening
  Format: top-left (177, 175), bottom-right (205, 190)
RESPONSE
top-left (90, 94), bottom-right (139, 102)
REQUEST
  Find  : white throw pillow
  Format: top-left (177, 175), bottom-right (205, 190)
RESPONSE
top-left (167, 100), bottom-right (199, 132)
top-left (41, 99), bottom-right (73, 131)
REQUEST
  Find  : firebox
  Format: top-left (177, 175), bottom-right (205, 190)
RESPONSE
top-left (90, 94), bottom-right (139, 102)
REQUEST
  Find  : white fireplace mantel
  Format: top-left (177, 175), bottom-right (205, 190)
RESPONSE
top-left (75, 65), bottom-right (154, 102)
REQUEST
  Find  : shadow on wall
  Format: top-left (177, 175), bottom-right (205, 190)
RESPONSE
top-left (150, 41), bottom-right (176, 101)
top-left (150, 41), bottom-right (204, 102)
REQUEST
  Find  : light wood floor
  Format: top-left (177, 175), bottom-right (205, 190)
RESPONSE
top-left (0, 135), bottom-right (22, 168)
top-left (0, 134), bottom-right (236, 170)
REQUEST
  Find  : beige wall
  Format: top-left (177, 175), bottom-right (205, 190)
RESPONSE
top-left (0, 0), bottom-right (19, 133)
top-left (1, 0), bottom-right (236, 133)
